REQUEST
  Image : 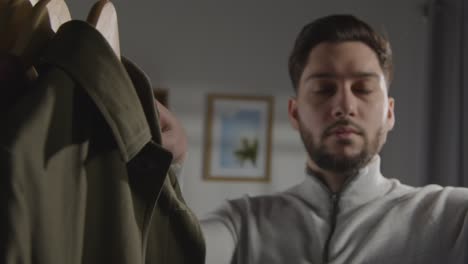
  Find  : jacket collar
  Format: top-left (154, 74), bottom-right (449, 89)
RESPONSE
top-left (121, 57), bottom-right (163, 145)
top-left (286, 155), bottom-right (393, 215)
top-left (40, 20), bottom-right (151, 162)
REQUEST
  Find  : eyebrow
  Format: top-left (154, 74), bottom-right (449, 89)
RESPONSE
top-left (305, 72), bottom-right (380, 81)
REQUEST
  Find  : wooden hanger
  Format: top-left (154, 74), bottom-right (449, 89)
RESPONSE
top-left (38, 0), bottom-right (71, 32)
top-left (87, 0), bottom-right (121, 59)
top-left (3, 0), bottom-right (71, 71)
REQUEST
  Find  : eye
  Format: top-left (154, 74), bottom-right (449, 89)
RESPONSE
top-left (313, 82), bottom-right (336, 96)
top-left (353, 86), bottom-right (372, 95)
top-left (352, 80), bottom-right (374, 95)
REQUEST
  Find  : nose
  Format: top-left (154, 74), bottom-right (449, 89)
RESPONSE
top-left (331, 86), bottom-right (357, 119)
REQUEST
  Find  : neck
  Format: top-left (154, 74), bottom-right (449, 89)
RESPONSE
top-left (306, 160), bottom-right (358, 193)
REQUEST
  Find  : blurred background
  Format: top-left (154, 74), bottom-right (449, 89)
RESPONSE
top-left (68, 0), bottom-right (466, 217)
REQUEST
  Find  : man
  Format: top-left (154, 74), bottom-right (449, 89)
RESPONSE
top-left (200, 14), bottom-right (468, 264)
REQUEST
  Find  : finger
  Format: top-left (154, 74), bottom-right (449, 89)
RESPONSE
top-left (155, 99), bottom-right (172, 132)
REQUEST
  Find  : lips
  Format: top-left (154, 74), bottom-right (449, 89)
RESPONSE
top-left (324, 120), bottom-right (363, 139)
top-left (331, 126), bottom-right (358, 135)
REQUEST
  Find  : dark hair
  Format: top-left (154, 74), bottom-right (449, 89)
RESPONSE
top-left (288, 14), bottom-right (393, 91)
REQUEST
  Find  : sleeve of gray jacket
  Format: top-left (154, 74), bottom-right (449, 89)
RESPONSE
top-left (200, 201), bottom-right (241, 264)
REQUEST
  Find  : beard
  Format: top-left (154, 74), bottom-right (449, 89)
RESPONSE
top-left (298, 118), bottom-right (384, 176)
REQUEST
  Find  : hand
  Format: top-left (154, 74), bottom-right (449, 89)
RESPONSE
top-left (155, 99), bottom-right (187, 164)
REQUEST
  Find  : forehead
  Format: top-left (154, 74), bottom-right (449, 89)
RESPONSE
top-left (303, 41), bottom-right (384, 77)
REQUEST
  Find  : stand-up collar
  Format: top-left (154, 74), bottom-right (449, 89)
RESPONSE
top-left (287, 155), bottom-right (393, 215)
top-left (40, 21), bottom-right (151, 162)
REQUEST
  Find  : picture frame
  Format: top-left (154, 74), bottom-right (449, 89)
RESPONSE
top-left (203, 94), bottom-right (274, 182)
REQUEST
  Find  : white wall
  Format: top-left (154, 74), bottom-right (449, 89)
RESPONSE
top-left (68, 0), bottom-right (431, 217)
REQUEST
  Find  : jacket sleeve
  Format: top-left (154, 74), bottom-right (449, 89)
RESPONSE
top-left (201, 217), bottom-right (236, 264)
top-left (200, 201), bottom-right (241, 264)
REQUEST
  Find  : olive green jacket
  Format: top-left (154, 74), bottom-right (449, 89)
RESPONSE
top-left (0, 21), bottom-right (205, 264)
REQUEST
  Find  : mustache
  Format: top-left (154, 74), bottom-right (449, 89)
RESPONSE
top-left (323, 119), bottom-right (365, 137)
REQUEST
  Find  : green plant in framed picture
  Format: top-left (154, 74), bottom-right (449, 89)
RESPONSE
top-left (203, 94), bottom-right (274, 182)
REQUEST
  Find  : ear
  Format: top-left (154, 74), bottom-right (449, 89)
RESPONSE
top-left (288, 97), bottom-right (300, 131)
top-left (386, 97), bottom-right (395, 131)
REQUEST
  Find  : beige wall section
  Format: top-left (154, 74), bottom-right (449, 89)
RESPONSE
top-left (67, 0), bottom-right (430, 217)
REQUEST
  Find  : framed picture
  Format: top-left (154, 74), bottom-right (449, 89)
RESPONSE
top-left (203, 94), bottom-right (274, 182)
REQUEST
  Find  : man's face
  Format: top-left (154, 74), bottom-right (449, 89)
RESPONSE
top-left (288, 41), bottom-right (395, 174)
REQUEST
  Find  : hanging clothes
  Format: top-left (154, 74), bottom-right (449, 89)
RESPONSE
top-left (0, 20), bottom-right (205, 264)
top-left (0, 53), bottom-right (32, 113)
top-left (122, 57), bottom-right (206, 264)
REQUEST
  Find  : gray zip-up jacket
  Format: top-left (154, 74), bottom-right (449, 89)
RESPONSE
top-left (201, 156), bottom-right (468, 264)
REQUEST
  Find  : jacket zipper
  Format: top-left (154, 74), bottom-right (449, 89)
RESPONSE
top-left (307, 169), bottom-right (359, 263)
top-left (323, 193), bottom-right (340, 264)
